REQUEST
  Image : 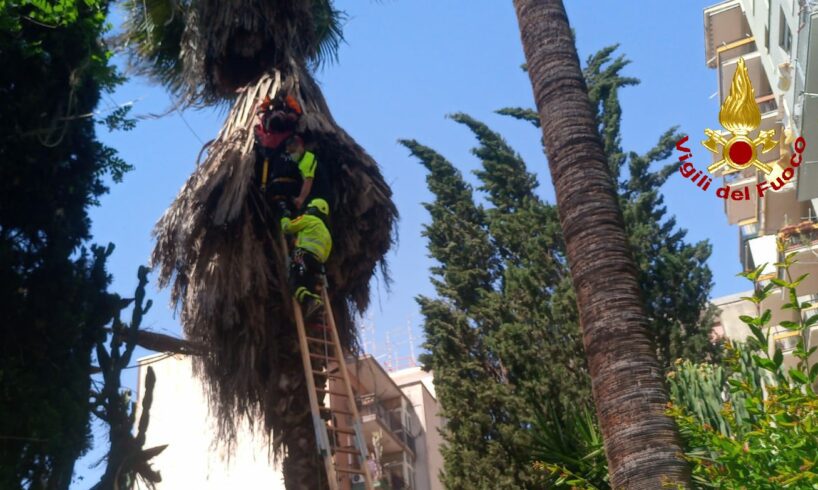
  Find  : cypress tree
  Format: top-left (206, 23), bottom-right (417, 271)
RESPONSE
top-left (399, 140), bottom-right (531, 488)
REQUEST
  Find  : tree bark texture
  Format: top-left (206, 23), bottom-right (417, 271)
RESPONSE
top-left (512, 1), bottom-right (691, 488)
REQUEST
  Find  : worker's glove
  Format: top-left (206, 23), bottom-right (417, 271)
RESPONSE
top-left (280, 217), bottom-right (290, 231)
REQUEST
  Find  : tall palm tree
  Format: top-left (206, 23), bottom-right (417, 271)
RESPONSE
top-left (124, 2), bottom-right (397, 488)
top-left (511, 1), bottom-right (691, 487)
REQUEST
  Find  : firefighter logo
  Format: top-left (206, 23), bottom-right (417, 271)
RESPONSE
top-left (703, 57), bottom-right (777, 175)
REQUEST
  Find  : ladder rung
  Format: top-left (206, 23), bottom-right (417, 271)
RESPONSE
top-left (309, 352), bottom-right (338, 362)
top-left (335, 467), bottom-right (365, 475)
top-left (312, 369), bottom-right (343, 378)
top-left (320, 406), bottom-right (353, 416)
top-left (327, 426), bottom-right (356, 435)
top-left (332, 446), bottom-right (362, 455)
top-left (316, 388), bottom-right (348, 397)
top-left (306, 336), bottom-right (334, 345)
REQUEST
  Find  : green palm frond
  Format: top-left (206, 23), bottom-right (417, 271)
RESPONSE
top-left (529, 400), bottom-right (609, 489)
top-left (309, 0), bottom-right (346, 69)
top-left (122, 0), bottom-right (187, 94)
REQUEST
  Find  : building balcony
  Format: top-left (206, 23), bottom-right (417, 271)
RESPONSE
top-left (725, 179), bottom-right (759, 225)
top-left (765, 187), bottom-right (815, 234)
top-left (718, 50), bottom-right (773, 105)
top-left (358, 395), bottom-right (416, 458)
top-left (756, 93), bottom-right (778, 114)
top-left (705, 1), bottom-right (753, 68)
top-left (771, 324), bottom-right (818, 382)
top-left (791, 5), bottom-right (818, 201)
top-left (779, 220), bottom-right (818, 251)
top-left (378, 452), bottom-right (416, 490)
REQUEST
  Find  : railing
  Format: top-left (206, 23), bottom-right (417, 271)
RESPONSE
top-left (801, 0), bottom-right (818, 15)
top-left (359, 397), bottom-right (416, 454)
top-left (779, 221), bottom-right (818, 251)
top-left (379, 460), bottom-right (411, 489)
top-left (359, 398), bottom-right (391, 426)
top-left (756, 94), bottom-right (778, 114)
top-left (717, 37), bottom-right (757, 60)
top-left (390, 420), bottom-right (416, 455)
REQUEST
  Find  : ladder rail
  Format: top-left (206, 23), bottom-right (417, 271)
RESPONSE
top-left (282, 231), bottom-right (339, 490)
top-left (292, 296), bottom-right (340, 490)
top-left (321, 285), bottom-right (376, 490)
top-left (281, 231), bottom-right (374, 490)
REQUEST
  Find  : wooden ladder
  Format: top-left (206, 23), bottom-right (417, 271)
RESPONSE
top-left (289, 248), bottom-right (375, 490)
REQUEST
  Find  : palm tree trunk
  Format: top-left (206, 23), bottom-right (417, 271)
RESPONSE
top-left (152, 62), bottom-right (395, 490)
top-left (512, 1), bottom-right (691, 487)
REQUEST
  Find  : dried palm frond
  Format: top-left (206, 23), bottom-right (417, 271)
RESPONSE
top-left (127, 4), bottom-right (393, 486)
top-left (131, 330), bottom-right (205, 356)
top-left (151, 62), bottom-right (396, 485)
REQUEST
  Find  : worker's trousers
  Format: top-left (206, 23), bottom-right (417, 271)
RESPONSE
top-left (289, 248), bottom-right (323, 304)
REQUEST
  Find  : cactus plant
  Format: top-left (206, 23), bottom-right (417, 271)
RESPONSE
top-left (667, 343), bottom-right (763, 439)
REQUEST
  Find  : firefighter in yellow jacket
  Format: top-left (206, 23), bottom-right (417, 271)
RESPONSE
top-left (280, 198), bottom-right (332, 320)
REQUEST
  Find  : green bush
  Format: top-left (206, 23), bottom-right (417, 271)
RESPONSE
top-left (533, 250), bottom-right (818, 488)
top-left (669, 251), bottom-right (818, 488)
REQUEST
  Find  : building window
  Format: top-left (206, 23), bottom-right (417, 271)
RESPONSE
top-left (743, 241), bottom-right (756, 272)
top-left (766, 0), bottom-right (772, 51)
top-left (780, 8), bottom-right (793, 53)
top-left (740, 221), bottom-right (760, 241)
top-left (800, 1), bottom-right (810, 31)
top-left (800, 294), bottom-right (818, 321)
top-left (773, 331), bottom-right (800, 352)
top-left (765, 25), bottom-right (771, 51)
top-left (802, 307), bottom-right (818, 324)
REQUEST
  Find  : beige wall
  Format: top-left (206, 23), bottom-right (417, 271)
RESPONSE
top-left (390, 368), bottom-right (444, 490)
top-left (136, 355), bottom-right (445, 490)
top-left (135, 354), bottom-right (285, 489)
top-left (713, 290), bottom-right (758, 342)
top-left (419, 385), bottom-right (444, 490)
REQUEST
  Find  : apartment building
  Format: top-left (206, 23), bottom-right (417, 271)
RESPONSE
top-left (134, 353), bottom-right (442, 489)
top-left (704, 1), bottom-right (818, 360)
top-left (343, 358), bottom-right (444, 490)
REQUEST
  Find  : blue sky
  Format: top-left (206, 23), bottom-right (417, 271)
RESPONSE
top-left (76, 0), bottom-right (739, 485)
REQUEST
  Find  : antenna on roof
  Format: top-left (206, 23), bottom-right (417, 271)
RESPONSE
top-left (359, 312), bottom-right (376, 356)
top-left (407, 315), bottom-right (417, 367)
top-left (385, 331), bottom-right (395, 372)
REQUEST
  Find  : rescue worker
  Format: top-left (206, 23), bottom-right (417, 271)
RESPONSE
top-left (284, 134), bottom-right (331, 211)
top-left (254, 91), bottom-right (302, 200)
top-left (280, 198), bottom-right (332, 321)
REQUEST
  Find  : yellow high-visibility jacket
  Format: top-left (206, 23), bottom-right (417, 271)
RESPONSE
top-left (280, 213), bottom-right (332, 263)
top-left (297, 151), bottom-right (317, 179)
